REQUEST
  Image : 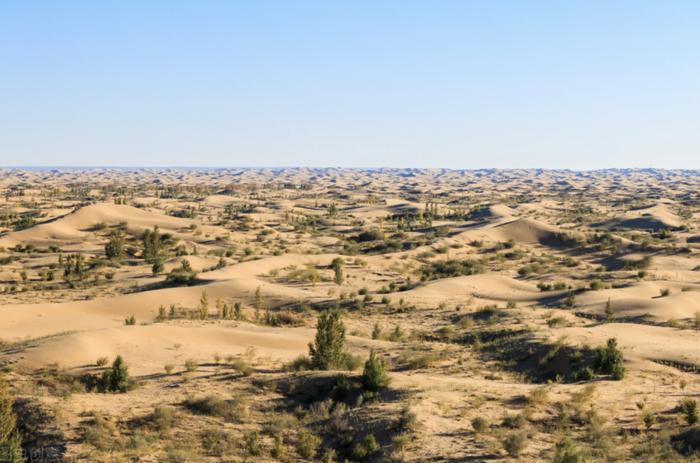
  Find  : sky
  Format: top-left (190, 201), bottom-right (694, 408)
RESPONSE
top-left (1, 1), bottom-right (699, 169)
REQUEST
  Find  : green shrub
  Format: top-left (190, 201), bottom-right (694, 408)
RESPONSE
top-left (361, 350), bottom-right (390, 391)
top-left (502, 431), bottom-right (528, 457)
top-left (201, 427), bottom-right (228, 456)
top-left (471, 416), bottom-right (488, 433)
top-left (151, 406), bottom-right (179, 431)
top-left (0, 376), bottom-right (23, 462)
top-left (353, 433), bottom-right (380, 458)
top-left (681, 399), bottom-right (699, 425)
top-left (392, 433), bottom-right (410, 452)
top-left (593, 338), bottom-right (625, 380)
top-left (553, 437), bottom-right (585, 463)
top-left (165, 261), bottom-right (198, 285)
top-left (184, 359), bottom-right (198, 372)
top-left (244, 431), bottom-right (262, 456)
top-left (420, 259), bottom-right (483, 281)
top-left (182, 395), bottom-right (248, 423)
top-left (285, 354), bottom-right (313, 371)
top-left (309, 309), bottom-right (347, 370)
top-left (98, 356), bottom-right (130, 393)
top-left (296, 429), bottom-right (321, 459)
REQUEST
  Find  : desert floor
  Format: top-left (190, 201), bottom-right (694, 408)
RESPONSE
top-left (2, 167), bottom-right (700, 462)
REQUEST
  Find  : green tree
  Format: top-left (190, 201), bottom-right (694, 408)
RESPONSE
top-left (681, 399), bottom-right (699, 425)
top-left (604, 298), bottom-right (614, 323)
top-left (371, 322), bottom-right (382, 340)
top-left (361, 350), bottom-right (389, 390)
top-left (151, 258), bottom-right (164, 275)
top-left (594, 338), bottom-right (625, 380)
top-left (331, 257), bottom-right (344, 285)
top-left (100, 356), bottom-right (130, 393)
top-left (309, 310), bottom-right (346, 370)
top-left (142, 225), bottom-right (162, 262)
top-left (254, 286), bottom-right (263, 321)
top-left (0, 377), bottom-right (23, 463)
top-left (198, 291), bottom-right (209, 320)
top-left (105, 230), bottom-right (125, 260)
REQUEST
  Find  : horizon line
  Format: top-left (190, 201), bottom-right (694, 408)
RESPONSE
top-left (2, 166), bottom-right (700, 172)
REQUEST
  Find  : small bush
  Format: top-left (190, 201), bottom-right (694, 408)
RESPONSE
top-left (680, 399), bottom-right (699, 425)
top-left (98, 356), bottom-right (131, 393)
top-left (353, 433), bottom-right (380, 458)
top-left (502, 431), bottom-right (528, 457)
top-left (151, 406), bottom-right (179, 431)
top-left (296, 429), bottom-right (321, 459)
top-left (182, 395), bottom-right (248, 423)
top-left (285, 355), bottom-right (313, 371)
top-left (230, 358), bottom-right (253, 376)
top-left (554, 437), bottom-right (585, 463)
top-left (420, 259), bottom-right (483, 281)
top-left (201, 427), bottom-right (228, 456)
top-left (184, 359), bottom-right (198, 372)
top-left (392, 433), bottom-right (410, 452)
top-left (593, 338), bottom-right (625, 380)
top-left (361, 350), bottom-right (390, 391)
top-left (471, 416), bottom-right (488, 433)
top-left (244, 431), bottom-right (262, 456)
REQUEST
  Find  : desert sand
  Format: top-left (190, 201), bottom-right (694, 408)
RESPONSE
top-left (2, 167), bottom-right (700, 461)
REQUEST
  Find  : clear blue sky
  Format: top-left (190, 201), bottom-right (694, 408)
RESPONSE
top-left (1, 1), bottom-right (699, 169)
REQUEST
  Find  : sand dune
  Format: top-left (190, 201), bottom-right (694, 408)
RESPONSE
top-left (398, 274), bottom-right (545, 304)
top-left (561, 323), bottom-right (700, 367)
top-left (3, 168), bottom-right (700, 462)
top-left (0, 203), bottom-right (193, 247)
top-left (11, 324), bottom-right (314, 374)
top-left (593, 203), bottom-right (682, 231)
top-left (456, 216), bottom-right (577, 246)
top-left (577, 288), bottom-right (700, 320)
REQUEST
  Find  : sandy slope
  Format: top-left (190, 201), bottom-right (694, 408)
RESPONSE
top-left (10, 323), bottom-right (314, 374)
top-left (399, 274), bottom-right (546, 305)
top-left (561, 322), bottom-right (700, 367)
top-left (0, 203), bottom-right (194, 247)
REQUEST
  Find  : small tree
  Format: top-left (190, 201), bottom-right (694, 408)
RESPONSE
top-left (309, 310), bottom-right (346, 370)
top-left (361, 350), bottom-right (390, 391)
top-left (142, 225), bottom-right (162, 262)
top-left (254, 286), bottom-right (263, 321)
top-left (156, 305), bottom-right (166, 322)
top-left (331, 257), bottom-right (344, 285)
top-left (105, 230), bottom-right (125, 260)
top-left (553, 437), bottom-right (584, 463)
top-left (371, 322), bottom-right (382, 340)
top-left (100, 356), bottom-right (130, 393)
top-left (681, 399), bottom-right (699, 425)
top-left (604, 298), bottom-right (614, 323)
top-left (151, 258), bottom-right (164, 275)
top-left (198, 291), bottom-right (209, 320)
top-left (0, 377), bottom-right (23, 463)
top-left (594, 338), bottom-right (625, 380)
